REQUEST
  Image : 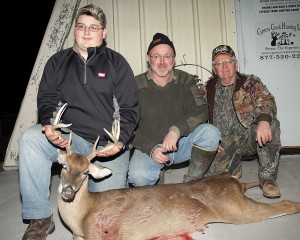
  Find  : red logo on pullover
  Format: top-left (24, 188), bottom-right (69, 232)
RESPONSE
top-left (98, 72), bottom-right (106, 78)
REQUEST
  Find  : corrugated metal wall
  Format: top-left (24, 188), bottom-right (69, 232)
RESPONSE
top-left (4, 0), bottom-right (237, 169)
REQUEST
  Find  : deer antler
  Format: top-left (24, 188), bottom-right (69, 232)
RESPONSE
top-left (52, 103), bottom-right (120, 161)
top-left (65, 131), bottom-right (72, 155)
top-left (52, 103), bottom-right (72, 130)
top-left (87, 119), bottom-right (120, 161)
top-left (87, 136), bottom-right (100, 161)
top-left (103, 118), bottom-right (120, 145)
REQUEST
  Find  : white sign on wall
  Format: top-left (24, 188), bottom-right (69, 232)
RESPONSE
top-left (256, 20), bottom-right (300, 61)
top-left (255, 0), bottom-right (300, 15)
top-left (235, 0), bottom-right (300, 146)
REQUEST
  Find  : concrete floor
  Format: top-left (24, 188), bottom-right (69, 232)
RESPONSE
top-left (0, 154), bottom-right (299, 240)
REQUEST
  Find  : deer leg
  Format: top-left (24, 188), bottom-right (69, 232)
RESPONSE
top-left (240, 181), bottom-right (260, 193)
top-left (73, 235), bottom-right (85, 240)
top-left (220, 197), bottom-right (300, 224)
top-left (249, 200), bottom-right (300, 221)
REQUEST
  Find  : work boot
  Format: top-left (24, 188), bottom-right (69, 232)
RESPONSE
top-left (260, 179), bottom-right (281, 199)
top-left (22, 215), bottom-right (55, 240)
top-left (183, 145), bottom-right (217, 182)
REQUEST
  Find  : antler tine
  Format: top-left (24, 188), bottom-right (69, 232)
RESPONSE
top-left (53, 103), bottom-right (68, 125)
top-left (103, 119), bottom-right (119, 144)
top-left (52, 103), bottom-right (72, 130)
top-left (86, 119), bottom-right (120, 157)
top-left (87, 136), bottom-right (100, 161)
top-left (65, 131), bottom-right (72, 154)
top-left (99, 119), bottom-right (120, 153)
top-left (112, 119), bottom-right (120, 140)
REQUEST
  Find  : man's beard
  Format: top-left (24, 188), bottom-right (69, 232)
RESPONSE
top-left (150, 64), bottom-right (173, 77)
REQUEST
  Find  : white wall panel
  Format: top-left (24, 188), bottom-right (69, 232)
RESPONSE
top-left (112, 0), bottom-right (143, 73)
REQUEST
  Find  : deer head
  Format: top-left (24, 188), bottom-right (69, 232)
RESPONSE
top-left (57, 132), bottom-right (112, 202)
top-left (55, 103), bottom-right (118, 202)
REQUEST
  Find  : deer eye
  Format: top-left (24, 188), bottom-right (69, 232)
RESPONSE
top-left (62, 164), bottom-right (67, 169)
top-left (83, 170), bottom-right (89, 175)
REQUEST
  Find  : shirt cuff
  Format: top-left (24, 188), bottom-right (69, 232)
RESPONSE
top-left (169, 126), bottom-right (180, 137)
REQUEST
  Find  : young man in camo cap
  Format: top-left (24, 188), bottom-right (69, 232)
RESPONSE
top-left (20, 4), bottom-right (139, 239)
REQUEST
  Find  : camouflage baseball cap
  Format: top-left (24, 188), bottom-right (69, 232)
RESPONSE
top-left (76, 4), bottom-right (107, 27)
top-left (212, 45), bottom-right (236, 60)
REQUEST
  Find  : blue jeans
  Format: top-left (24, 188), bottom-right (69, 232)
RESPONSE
top-left (128, 123), bottom-right (220, 186)
top-left (18, 124), bottom-right (130, 220)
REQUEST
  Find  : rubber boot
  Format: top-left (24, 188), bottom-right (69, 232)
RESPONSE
top-left (183, 145), bottom-right (217, 182)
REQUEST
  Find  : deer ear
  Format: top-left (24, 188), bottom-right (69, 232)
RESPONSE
top-left (88, 164), bottom-right (112, 179)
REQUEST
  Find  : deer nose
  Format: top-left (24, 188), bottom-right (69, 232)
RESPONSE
top-left (62, 185), bottom-right (76, 202)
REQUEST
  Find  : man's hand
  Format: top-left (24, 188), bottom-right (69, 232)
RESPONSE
top-left (162, 130), bottom-right (179, 152)
top-left (151, 146), bottom-right (171, 164)
top-left (256, 121), bottom-right (272, 147)
top-left (42, 125), bottom-right (68, 148)
top-left (96, 142), bottom-right (124, 157)
top-left (218, 145), bottom-right (224, 152)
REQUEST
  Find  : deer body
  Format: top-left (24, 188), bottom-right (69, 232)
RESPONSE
top-left (54, 104), bottom-right (300, 239)
top-left (57, 153), bottom-right (300, 240)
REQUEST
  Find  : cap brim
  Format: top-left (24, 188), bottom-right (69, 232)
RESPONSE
top-left (213, 52), bottom-right (234, 60)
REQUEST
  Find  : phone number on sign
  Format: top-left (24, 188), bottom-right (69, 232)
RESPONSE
top-left (260, 53), bottom-right (300, 60)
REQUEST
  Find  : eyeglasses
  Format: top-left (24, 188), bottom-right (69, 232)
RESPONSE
top-left (213, 59), bottom-right (236, 68)
top-left (75, 23), bottom-right (104, 32)
top-left (150, 55), bottom-right (175, 62)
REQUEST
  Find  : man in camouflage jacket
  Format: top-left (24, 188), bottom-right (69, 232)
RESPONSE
top-left (198, 45), bottom-right (281, 199)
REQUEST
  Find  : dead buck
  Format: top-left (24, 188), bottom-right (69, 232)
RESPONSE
top-left (54, 104), bottom-right (300, 240)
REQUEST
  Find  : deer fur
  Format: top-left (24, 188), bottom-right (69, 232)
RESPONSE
top-left (57, 149), bottom-right (300, 240)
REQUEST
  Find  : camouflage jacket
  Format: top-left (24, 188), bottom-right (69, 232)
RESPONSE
top-left (198, 72), bottom-right (278, 129)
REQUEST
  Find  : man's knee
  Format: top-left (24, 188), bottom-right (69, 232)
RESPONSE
top-left (18, 125), bottom-right (43, 147)
top-left (194, 123), bottom-right (221, 150)
top-left (128, 170), bottom-right (159, 187)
